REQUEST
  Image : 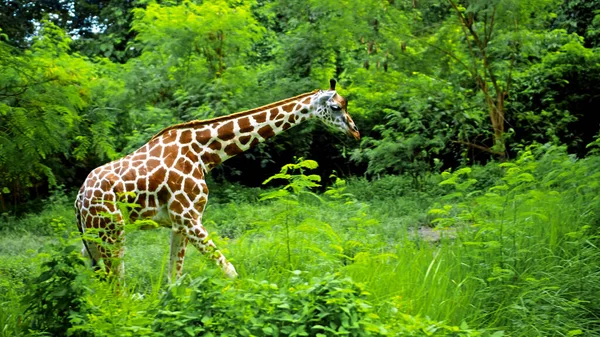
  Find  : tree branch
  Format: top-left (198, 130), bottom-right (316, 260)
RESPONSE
top-left (447, 0), bottom-right (482, 84)
top-left (0, 76), bottom-right (59, 98)
top-left (486, 6), bottom-right (496, 45)
top-left (452, 140), bottom-right (504, 156)
top-left (448, 0), bottom-right (502, 109)
top-left (418, 39), bottom-right (475, 77)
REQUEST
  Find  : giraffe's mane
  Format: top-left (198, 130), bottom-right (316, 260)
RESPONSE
top-left (151, 90), bottom-right (320, 140)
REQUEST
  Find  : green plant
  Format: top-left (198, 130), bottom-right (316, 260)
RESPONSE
top-left (154, 271), bottom-right (387, 337)
top-left (259, 158), bottom-right (323, 269)
top-left (427, 145), bottom-right (600, 335)
top-left (22, 242), bottom-right (92, 336)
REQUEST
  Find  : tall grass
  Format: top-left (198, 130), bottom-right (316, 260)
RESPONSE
top-left (345, 145), bottom-right (600, 335)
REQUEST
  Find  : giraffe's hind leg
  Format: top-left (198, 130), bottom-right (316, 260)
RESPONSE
top-left (81, 238), bottom-right (101, 270)
top-left (83, 212), bottom-right (126, 280)
top-left (168, 231), bottom-right (187, 282)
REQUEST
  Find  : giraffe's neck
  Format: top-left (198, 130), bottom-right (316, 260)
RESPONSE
top-left (158, 91), bottom-right (317, 172)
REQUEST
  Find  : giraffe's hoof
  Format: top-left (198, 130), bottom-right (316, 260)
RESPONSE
top-left (224, 263), bottom-right (238, 278)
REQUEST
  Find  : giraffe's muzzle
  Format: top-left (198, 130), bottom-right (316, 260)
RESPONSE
top-left (348, 122), bottom-right (360, 140)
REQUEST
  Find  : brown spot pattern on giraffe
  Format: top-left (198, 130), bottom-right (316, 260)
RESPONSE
top-left (170, 200), bottom-right (184, 214)
top-left (258, 125), bottom-right (275, 139)
top-left (157, 185), bottom-right (170, 203)
top-left (201, 153), bottom-right (222, 167)
top-left (249, 138), bottom-right (260, 148)
top-left (224, 143), bottom-right (242, 156)
top-left (137, 178), bottom-right (147, 191)
top-left (176, 157), bottom-right (195, 175)
top-left (239, 135), bottom-right (251, 145)
top-left (180, 130), bottom-right (193, 144)
top-left (162, 132), bottom-right (177, 144)
top-left (149, 167), bottom-right (167, 190)
top-left (147, 195), bottom-right (157, 208)
top-left (218, 121), bottom-right (235, 141)
top-left (147, 158), bottom-right (161, 169)
top-left (184, 178), bottom-right (200, 195)
top-left (167, 170), bottom-right (183, 186)
top-left (195, 198), bottom-right (207, 212)
top-left (253, 112), bottom-right (267, 123)
top-left (281, 103), bottom-right (295, 113)
top-left (175, 193), bottom-right (191, 209)
top-left (113, 181), bottom-right (125, 193)
top-left (269, 108), bottom-right (281, 120)
top-left (238, 117), bottom-right (253, 133)
top-left (196, 129), bottom-right (211, 145)
top-left (163, 144), bottom-right (179, 167)
top-left (208, 140), bottom-right (222, 151)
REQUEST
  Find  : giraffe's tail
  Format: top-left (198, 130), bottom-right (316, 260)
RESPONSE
top-left (75, 200), bottom-right (100, 270)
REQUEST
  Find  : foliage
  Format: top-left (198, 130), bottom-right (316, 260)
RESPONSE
top-left (509, 35), bottom-right (600, 155)
top-left (0, 23), bottom-right (86, 198)
top-left (0, 21), bottom-right (118, 211)
top-left (3, 2), bottom-right (600, 335)
top-left (1, 0), bottom-right (600, 207)
top-left (428, 145), bottom-right (600, 335)
top-left (2, 150), bottom-right (600, 336)
top-left (350, 70), bottom-right (476, 179)
top-left (554, 0), bottom-right (600, 48)
top-left (262, 158), bottom-right (322, 197)
top-left (258, 158), bottom-right (327, 271)
top-left (22, 228), bottom-right (92, 337)
top-left (154, 272), bottom-right (387, 337)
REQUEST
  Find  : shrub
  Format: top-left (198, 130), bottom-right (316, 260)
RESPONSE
top-left (22, 243), bottom-right (92, 337)
top-left (153, 271), bottom-right (387, 337)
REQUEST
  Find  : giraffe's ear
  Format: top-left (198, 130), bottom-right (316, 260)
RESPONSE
top-left (329, 78), bottom-right (336, 91)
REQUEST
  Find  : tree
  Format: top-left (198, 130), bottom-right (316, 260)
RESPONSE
top-left (0, 22), bottom-right (116, 211)
top-left (0, 0), bottom-right (147, 62)
top-left (554, 0), bottom-right (600, 48)
top-left (434, 0), bottom-right (558, 157)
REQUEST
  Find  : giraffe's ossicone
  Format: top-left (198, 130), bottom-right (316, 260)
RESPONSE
top-left (75, 79), bottom-right (359, 281)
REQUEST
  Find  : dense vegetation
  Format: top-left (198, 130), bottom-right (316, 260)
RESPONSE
top-left (2, 0), bottom-right (600, 209)
top-left (2, 147), bottom-right (600, 336)
top-left (1, 0), bottom-right (599, 336)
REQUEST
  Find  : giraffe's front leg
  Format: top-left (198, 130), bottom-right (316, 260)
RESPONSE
top-left (183, 220), bottom-right (238, 278)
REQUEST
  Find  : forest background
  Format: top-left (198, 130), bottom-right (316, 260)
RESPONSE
top-left (2, 0), bottom-right (599, 210)
top-left (1, 0), bottom-right (600, 336)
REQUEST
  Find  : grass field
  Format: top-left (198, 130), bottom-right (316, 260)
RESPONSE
top-left (1, 146), bottom-right (599, 336)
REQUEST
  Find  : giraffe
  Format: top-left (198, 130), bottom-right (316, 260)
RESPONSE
top-left (75, 79), bottom-right (360, 281)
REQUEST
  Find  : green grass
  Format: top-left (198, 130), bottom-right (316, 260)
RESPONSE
top-left (1, 146), bottom-right (599, 336)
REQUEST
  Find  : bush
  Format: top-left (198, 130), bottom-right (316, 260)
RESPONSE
top-left (153, 272), bottom-right (387, 337)
top-left (22, 243), bottom-right (92, 337)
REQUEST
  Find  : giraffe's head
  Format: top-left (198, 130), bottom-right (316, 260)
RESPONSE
top-left (311, 79), bottom-right (360, 140)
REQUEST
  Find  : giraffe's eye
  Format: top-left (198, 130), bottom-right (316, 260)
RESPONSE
top-left (331, 105), bottom-right (341, 111)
